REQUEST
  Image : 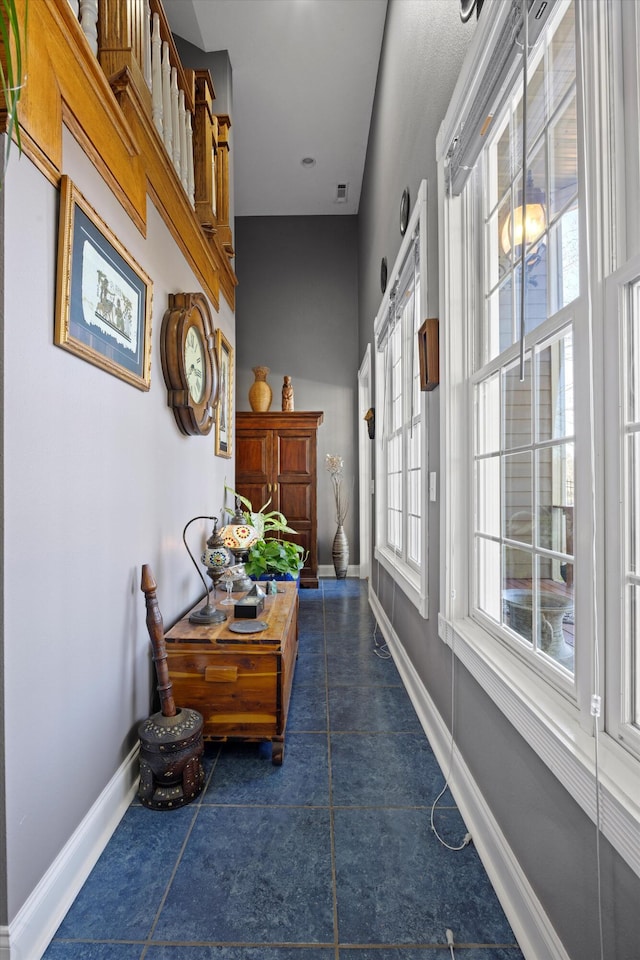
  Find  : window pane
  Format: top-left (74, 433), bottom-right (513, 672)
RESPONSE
top-left (486, 275), bottom-right (514, 360)
top-left (549, 203), bottom-right (580, 312)
top-left (538, 444), bottom-right (575, 553)
top-left (527, 56), bottom-right (546, 149)
top-left (628, 281), bottom-right (640, 423)
top-left (496, 119), bottom-right (512, 207)
top-left (504, 452), bottom-right (533, 545)
top-left (477, 455), bottom-right (500, 537)
top-left (408, 404), bottom-right (421, 566)
top-left (631, 584), bottom-right (640, 728)
top-left (408, 514), bottom-right (420, 567)
top-left (477, 536), bottom-right (501, 622)
top-left (522, 251), bottom-right (549, 335)
top-left (503, 356), bottom-right (532, 449)
top-left (537, 329), bottom-right (574, 441)
top-left (625, 281), bottom-right (640, 729)
top-left (629, 432), bottom-right (640, 577)
top-left (538, 557), bottom-right (574, 669)
top-left (390, 325), bottom-right (402, 432)
top-left (488, 193), bottom-right (513, 286)
top-left (549, 91), bottom-right (578, 219)
top-left (476, 374), bottom-right (501, 455)
top-left (503, 546), bottom-right (534, 646)
top-left (549, 2), bottom-right (576, 116)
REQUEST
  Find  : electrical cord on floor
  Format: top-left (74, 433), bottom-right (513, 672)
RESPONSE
top-left (446, 928), bottom-right (456, 959)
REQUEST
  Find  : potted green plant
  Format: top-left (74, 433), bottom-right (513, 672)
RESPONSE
top-left (224, 487), bottom-right (307, 582)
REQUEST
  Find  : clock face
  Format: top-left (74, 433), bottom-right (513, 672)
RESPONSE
top-left (184, 324), bottom-right (205, 403)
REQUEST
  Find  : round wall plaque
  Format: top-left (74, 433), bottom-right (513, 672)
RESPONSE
top-left (400, 187), bottom-right (410, 236)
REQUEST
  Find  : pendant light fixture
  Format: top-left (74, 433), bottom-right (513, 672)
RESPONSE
top-left (501, 168), bottom-right (547, 255)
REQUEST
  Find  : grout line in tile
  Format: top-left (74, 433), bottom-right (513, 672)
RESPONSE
top-left (141, 800), bottom-right (203, 947)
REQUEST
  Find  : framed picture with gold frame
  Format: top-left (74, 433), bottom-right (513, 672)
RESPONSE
top-left (418, 318), bottom-right (439, 391)
top-left (215, 328), bottom-right (233, 457)
top-left (54, 176), bottom-right (153, 391)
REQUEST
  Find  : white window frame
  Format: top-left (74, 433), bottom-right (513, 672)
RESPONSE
top-left (602, 0), bottom-right (640, 767)
top-left (437, 0), bottom-right (640, 882)
top-left (605, 256), bottom-right (640, 762)
top-left (374, 180), bottom-right (429, 617)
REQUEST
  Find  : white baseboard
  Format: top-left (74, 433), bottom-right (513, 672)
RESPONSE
top-left (318, 564), bottom-right (360, 579)
top-left (0, 745), bottom-right (139, 960)
top-left (369, 588), bottom-right (570, 960)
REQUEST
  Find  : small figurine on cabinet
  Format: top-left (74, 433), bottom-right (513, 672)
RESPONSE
top-left (282, 375), bottom-right (294, 412)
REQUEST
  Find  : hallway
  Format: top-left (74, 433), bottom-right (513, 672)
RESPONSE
top-left (43, 579), bottom-right (524, 959)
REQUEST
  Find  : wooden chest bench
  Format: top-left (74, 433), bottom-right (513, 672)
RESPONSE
top-left (164, 582), bottom-right (299, 764)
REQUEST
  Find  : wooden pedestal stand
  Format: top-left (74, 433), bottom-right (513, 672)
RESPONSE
top-left (138, 565), bottom-right (205, 810)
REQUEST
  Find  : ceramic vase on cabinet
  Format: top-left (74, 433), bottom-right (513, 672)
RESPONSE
top-left (249, 366), bottom-right (272, 412)
top-left (332, 524), bottom-right (349, 579)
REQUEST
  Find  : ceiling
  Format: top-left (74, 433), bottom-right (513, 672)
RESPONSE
top-left (162, 0), bottom-right (388, 218)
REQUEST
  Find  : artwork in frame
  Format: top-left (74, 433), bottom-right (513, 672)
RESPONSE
top-left (418, 318), bottom-right (439, 391)
top-left (215, 328), bottom-right (233, 458)
top-left (54, 176), bottom-right (153, 391)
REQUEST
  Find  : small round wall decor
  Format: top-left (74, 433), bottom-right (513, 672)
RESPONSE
top-left (400, 187), bottom-right (410, 236)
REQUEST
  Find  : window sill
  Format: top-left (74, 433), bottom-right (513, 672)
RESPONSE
top-left (438, 612), bottom-right (640, 880)
top-left (375, 545), bottom-right (428, 618)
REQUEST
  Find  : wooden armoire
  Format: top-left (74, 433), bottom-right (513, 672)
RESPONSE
top-left (235, 411), bottom-right (324, 588)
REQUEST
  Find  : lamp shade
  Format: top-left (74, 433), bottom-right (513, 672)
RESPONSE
top-left (501, 170), bottom-right (546, 255)
top-left (201, 518), bottom-right (233, 578)
top-left (219, 506), bottom-right (259, 551)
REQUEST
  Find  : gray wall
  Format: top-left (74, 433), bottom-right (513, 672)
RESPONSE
top-left (358, 2), bottom-right (640, 959)
top-left (235, 214), bottom-right (359, 568)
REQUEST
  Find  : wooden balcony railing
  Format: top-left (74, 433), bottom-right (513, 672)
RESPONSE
top-left (6, 0), bottom-right (236, 309)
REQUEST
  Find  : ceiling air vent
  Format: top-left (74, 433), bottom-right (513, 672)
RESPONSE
top-left (335, 182), bottom-right (349, 203)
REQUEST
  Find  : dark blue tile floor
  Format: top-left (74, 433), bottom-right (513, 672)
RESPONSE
top-left (43, 579), bottom-right (524, 960)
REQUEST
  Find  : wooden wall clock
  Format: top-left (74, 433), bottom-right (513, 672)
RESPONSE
top-left (161, 292), bottom-right (219, 436)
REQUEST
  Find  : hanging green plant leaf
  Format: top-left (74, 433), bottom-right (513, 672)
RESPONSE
top-left (0, 0), bottom-right (27, 182)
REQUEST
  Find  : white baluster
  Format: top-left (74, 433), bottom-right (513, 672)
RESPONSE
top-left (143, 0), bottom-right (152, 91)
top-left (171, 67), bottom-right (181, 173)
top-left (161, 42), bottom-right (173, 158)
top-left (79, 0), bottom-right (98, 55)
top-left (186, 111), bottom-right (195, 207)
top-left (151, 14), bottom-right (163, 138)
top-left (67, 0), bottom-right (79, 16)
top-left (179, 90), bottom-right (188, 191)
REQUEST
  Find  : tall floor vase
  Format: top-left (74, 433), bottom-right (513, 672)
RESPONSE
top-left (332, 524), bottom-right (349, 579)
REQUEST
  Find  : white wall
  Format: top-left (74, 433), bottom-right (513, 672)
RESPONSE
top-left (2, 129), bottom-right (234, 923)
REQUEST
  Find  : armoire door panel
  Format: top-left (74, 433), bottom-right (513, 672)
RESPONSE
top-left (277, 434), bottom-right (313, 477)
top-left (236, 431), bottom-right (272, 480)
top-left (237, 482), bottom-right (273, 514)
top-left (279, 483), bottom-right (311, 523)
